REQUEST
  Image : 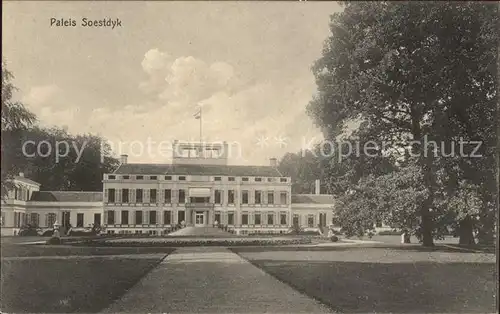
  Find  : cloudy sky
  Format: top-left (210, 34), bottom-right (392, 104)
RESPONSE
top-left (3, 1), bottom-right (342, 165)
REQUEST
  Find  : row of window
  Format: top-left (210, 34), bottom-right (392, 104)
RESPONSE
top-left (106, 189), bottom-right (289, 205)
top-left (9, 212), bottom-right (90, 228)
top-left (104, 210), bottom-right (289, 226)
top-left (107, 175), bottom-right (288, 183)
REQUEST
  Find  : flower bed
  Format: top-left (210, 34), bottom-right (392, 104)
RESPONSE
top-left (73, 237), bottom-right (312, 247)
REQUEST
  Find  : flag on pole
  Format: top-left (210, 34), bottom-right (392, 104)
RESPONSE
top-left (194, 108), bottom-right (201, 119)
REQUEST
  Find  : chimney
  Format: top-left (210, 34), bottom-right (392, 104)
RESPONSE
top-left (120, 154), bottom-right (128, 164)
top-left (315, 179), bottom-right (320, 195)
top-left (19, 172), bottom-right (24, 177)
top-left (269, 158), bottom-right (277, 167)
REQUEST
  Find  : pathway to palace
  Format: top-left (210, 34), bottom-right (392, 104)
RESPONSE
top-left (102, 246), bottom-right (332, 313)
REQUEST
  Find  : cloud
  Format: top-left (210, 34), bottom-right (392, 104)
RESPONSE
top-left (21, 49), bottom-right (324, 165)
top-left (22, 85), bottom-right (62, 108)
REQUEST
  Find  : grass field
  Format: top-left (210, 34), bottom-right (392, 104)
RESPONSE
top-left (233, 246), bottom-right (497, 313)
top-left (1, 244), bottom-right (173, 313)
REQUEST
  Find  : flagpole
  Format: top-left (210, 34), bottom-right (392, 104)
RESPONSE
top-left (199, 106), bottom-right (202, 146)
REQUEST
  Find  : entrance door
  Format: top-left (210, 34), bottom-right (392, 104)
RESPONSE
top-left (195, 212), bottom-right (204, 227)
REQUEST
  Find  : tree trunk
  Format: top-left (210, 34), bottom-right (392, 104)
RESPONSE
top-left (458, 215), bottom-right (476, 246)
top-left (410, 106), bottom-right (435, 247)
top-left (477, 193), bottom-right (495, 246)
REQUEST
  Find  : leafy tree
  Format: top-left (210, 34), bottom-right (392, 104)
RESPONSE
top-left (5, 126), bottom-right (119, 191)
top-left (278, 149), bottom-right (324, 194)
top-left (308, 2), bottom-right (498, 246)
top-left (1, 60), bottom-right (37, 197)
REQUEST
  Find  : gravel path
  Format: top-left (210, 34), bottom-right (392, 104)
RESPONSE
top-left (102, 247), bottom-right (333, 313)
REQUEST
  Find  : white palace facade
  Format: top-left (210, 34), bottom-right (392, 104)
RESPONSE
top-left (1, 141), bottom-right (337, 236)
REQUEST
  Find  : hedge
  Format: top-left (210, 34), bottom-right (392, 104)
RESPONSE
top-left (73, 237), bottom-right (312, 247)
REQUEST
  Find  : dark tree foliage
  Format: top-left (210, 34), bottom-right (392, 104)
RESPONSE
top-left (307, 2), bottom-right (498, 246)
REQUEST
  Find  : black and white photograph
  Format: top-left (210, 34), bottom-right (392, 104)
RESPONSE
top-left (1, 1), bottom-right (498, 313)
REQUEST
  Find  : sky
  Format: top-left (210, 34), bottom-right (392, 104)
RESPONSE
top-left (3, 1), bottom-right (343, 165)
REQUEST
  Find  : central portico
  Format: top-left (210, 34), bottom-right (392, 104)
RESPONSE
top-left (185, 187), bottom-right (215, 226)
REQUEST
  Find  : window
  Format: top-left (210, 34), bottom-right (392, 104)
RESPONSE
top-left (178, 189), bottom-right (186, 204)
top-left (122, 189), bottom-right (129, 203)
top-left (280, 213), bottom-right (287, 225)
top-left (123, 175), bottom-right (130, 179)
top-left (254, 213), bottom-right (261, 225)
top-left (150, 176), bottom-right (157, 180)
top-left (228, 177), bottom-right (235, 181)
top-left (179, 176), bottom-right (186, 181)
top-left (149, 211), bottom-right (157, 224)
top-left (136, 189), bottom-right (143, 203)
top-left (255, 191), bottom-right (261, 204)
top-left (215, 211), bottom-right (221, 224)
top-left (135, 211), bottom-right (143, 224)
top-left (267, 178), bottom-right (273, 182)
top-left (228, 190), bottom-right (235, 204)
top-left (308, 215), bottom-right (314, 227)
top-left (94, 213), bottom-right (101, 226)
top-left (1, 212), bottom-right (5, 226)
top-left (150, 189), bottom-right (157, 203)
top-left (280, 178), bottom-right (287, 183)
top-left (108, 188), bottom-right (115, 203)
top-left (164, 189), bottom-right (172, 203)
top-left (30, 213), bottom-right (40, 227)
top-left (164, 211), bottom-right (172, 224)
top-left (107, 210), bottom-right (115, 225)
top-left (293, 214), bottom-right (299, 227)
top-left (215, 190), bottom-right (222, 204)
top-left (267, 213), bottom-right (274, 225)
top-left (47, 213), bottom-right (57, 228)
top-left (242, 212), bottom-right (248, 225)
top-left (121, 211), bottom-right (129, 225)
top-left (242, 177), bottom-right (249, 182)
top-left (255, 177), bottom-right (262, 182)
top-left (108, 175), bottom-right (116, 179)
top-left (280, 192), bottom-right (287, 204)
top-left (375, 219), bottom-right (382, 228)
top-left (178, 211), bottom-right (185, 223)
top-left (319, 213), bottom-right (327, 227)
top-left (228, 212), bottom-right (234, 225)
top-left (136, 175), bottom-right (144, 180)
top-left (165, 175), bottom-right (172, 180)
top-left (214, 176), bottom-right (222, 181)
top-left (77, 213), bottom-right (84, 227)
top-left (242, 190), bottom-right (249, 204)
top-left (268, 192), bottom-right (274, 204)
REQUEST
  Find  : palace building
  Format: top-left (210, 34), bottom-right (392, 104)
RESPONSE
top-left (1, 140), bottom-right (336, 236)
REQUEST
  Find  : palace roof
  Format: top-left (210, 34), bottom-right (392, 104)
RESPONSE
top-left (113, 163), bottom-right (284, 177)
top-left (30, 191), bottom-right (103, 202)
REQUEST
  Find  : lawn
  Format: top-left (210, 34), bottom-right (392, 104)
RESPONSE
top-left (233, 247), bottom-right (497, 313)
top-left (1, 246), bottom-right (172, 313)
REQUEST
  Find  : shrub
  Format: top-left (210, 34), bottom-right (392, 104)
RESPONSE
top-left (42, 230), bottom-right (54, 237)
top-left (74, 237), bottom-right (312, 247)
top-left (330, 235), bottom-right (339, 242)
top-left (378, 230), bottom-right (403, 236)
top-left (18, 224), bottom-right (39, 236)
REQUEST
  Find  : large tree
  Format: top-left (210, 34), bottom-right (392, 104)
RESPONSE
top-left (1, 60), bottom-right (37, 197)
top-left (308, 2), bottom-right (498, 246)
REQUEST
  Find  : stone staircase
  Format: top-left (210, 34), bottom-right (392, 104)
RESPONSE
top-left (168, 226), bottom-right (235, 237)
